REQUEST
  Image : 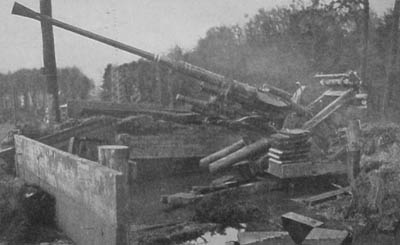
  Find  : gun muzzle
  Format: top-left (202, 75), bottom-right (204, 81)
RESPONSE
top-left (12, 2), bottom-right (40, 20)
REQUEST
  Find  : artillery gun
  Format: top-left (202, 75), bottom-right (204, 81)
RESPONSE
top-left (11, 2), bottom-right (311, 134)
top-left (12, 2), bottom-right (366, 177)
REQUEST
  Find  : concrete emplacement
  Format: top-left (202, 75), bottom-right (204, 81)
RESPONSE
top-left (15, 135), bottom-right (131, 245)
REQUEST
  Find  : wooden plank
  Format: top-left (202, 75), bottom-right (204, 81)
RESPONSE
top-left (268, 152), bottom-right (310, 160)
top-left (306, 90), bottom-right (330, 111)
top-left (238, 231), bottom-right (292, 245)
top-left (282, 212), bottom-right (323, 227)
top-left (269, 158), bottom-right (310, 165)
top-left (67, 100), bottom-right (200, 124)
top-left (302, 89), bottom-right (354, 130)
top-left (294, 187), bottom-right (351, 206)
top-left (130, 222), bottom-right (179, 232)
top-left (4, 117), bottom-right (117, 157)
top-left (267, 160), bottom-right (347, 179)
top-left (323, 90), bottom-right (348, 97)
top-left (39, 117), bottom-right (117, 147)
top-left (192, 180), bottom-right (240, 194)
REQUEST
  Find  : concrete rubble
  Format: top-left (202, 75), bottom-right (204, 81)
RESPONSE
top-left (281, 212), bottom-right (324, 244)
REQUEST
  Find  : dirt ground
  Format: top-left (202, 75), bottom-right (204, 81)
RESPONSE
top-left (127, 170), bottom-right (351, 244)
top-left (0, 123), bottom-right (73, 245)
top-left (128, 173), bottom-right (400, 244)
top-left (3, 120), bottom-right (400, 244)
top-left (127, 122), bottom-right (400, 245)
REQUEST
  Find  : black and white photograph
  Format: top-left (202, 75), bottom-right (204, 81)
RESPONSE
top-left (0, 0), bottom-right (399, 244)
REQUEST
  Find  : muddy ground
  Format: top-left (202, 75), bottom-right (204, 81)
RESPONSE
top-left (128, 172), bottom-right (400, 244)
top-left (2, 121), bottom-right (400, 244)
top-left (126, 170), bottom-right (348, 244)
top-left (127, 122), bottom-right (400, 245)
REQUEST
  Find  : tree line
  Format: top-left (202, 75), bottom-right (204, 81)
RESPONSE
top-left (101, 0), bottom-right (400, 119)
top-left (2, 0), bottom-right (399, 123)
top-left (0, 67), bottom-right (93, 122)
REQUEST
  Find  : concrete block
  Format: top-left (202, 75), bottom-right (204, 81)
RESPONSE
top-left (304, 228), bottom-right (351, 245)
top-left (281, 212), bottom-right (323, 244)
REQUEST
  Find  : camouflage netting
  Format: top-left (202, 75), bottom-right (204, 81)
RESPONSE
top-left (352, 122), bottom-right (400, 233)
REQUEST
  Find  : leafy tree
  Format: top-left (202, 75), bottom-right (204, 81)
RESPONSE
top-left (0, 67), bottom-right (93, 114)
top-left (101, 64), bottom-right (112, 101)
top-left (57, 67), bottom-right (94, 103)
top-left (382, 0), bottom-right (400, 115)
top-left (99, 0), bottom-right (400, 117)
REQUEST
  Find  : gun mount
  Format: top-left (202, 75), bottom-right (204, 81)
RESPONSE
top-left (11, 2), bottom-right (368, 179)
top-left (12, 2), bottom-right (313, 127)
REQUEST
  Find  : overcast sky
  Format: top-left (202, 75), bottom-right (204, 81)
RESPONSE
top-left (0, 0), bottom-right (395, 84)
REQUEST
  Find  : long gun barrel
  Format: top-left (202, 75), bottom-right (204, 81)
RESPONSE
top-left (12, 2), bottom-right (311, 115)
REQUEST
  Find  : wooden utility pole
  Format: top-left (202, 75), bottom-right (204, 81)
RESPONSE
top-left (382, 0), bottom-right (400, 116)
top-left (40, 0), bottom-right (61, 123)
top-left (347, 119), bottom-right (361, 213)
top-left (346, 119), bottom-right (361, 186)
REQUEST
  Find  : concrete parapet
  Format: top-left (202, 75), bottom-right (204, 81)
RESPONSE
top-left (14, 135), bottom-right (128, 245)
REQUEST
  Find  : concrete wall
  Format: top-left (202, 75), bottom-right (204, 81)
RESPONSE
top-left (14, 135), bottom-right (127, 245)
top-left (117, 126), bottom-right (241, 159)
top-left (116, 126), bottom-right (241, 179)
